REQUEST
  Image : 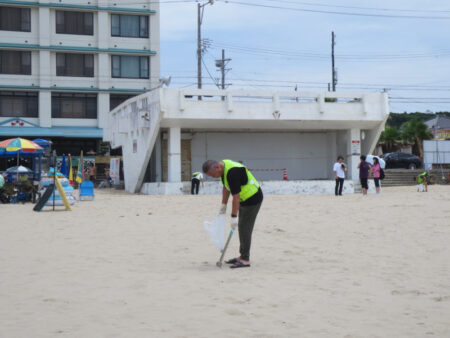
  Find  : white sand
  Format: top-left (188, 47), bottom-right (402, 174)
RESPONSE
top-left (1, 186), bottom-right (449, 337)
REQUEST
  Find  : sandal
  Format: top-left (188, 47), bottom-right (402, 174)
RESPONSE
top-left (225, 258), bottom-right (240, 264)
top-left (230, 261), bottom-right (250, 269)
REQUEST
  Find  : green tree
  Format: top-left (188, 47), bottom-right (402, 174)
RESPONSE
top-left (401, 119), bottom-right (433, 159)
top-left (379, 127), bottom-right (401, 152)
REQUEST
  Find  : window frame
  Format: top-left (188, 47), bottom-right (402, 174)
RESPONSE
top-left (111, 55), bottom-right (149, 79)
top-left (0, 50), bottom-right (31, 75)
top-left (110, 94), bottom-right (135, 110)
top-left (55, 10), bottom-right (94, 36)
top-left (51, 92), bottom-right (98, 119)
top-left (0, 7), bottom-right (31, 32)
top-left (110, 14), bottom-right (149, 38)
top-left (56, 53), bottom-right (94, 77)
top-left (0, 91), bottom-right (38, 118)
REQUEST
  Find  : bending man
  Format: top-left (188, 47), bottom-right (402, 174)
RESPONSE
top-left (203, 159), bottom-right (263, 269)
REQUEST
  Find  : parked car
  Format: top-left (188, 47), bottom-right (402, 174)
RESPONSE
top-left (381, 152), bottom-right (422, 169)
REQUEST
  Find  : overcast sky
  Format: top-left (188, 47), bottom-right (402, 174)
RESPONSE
top-left (159, 0), bottom-right (450, 113)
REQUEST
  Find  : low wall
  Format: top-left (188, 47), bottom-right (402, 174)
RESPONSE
top-left (141, 180), bottom-right (356, 195)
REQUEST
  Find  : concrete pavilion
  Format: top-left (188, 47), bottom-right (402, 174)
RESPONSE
top-left (103, 88), bottom-right (389, 194)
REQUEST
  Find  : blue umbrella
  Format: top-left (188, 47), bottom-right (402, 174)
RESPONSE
top-left (32, 138), bottom-right (51, 149)
top-left (60, 154), bottom-right (68, 177)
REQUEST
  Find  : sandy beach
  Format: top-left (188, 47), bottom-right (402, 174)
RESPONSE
top-left (1, 185), bottom-right (449, 337)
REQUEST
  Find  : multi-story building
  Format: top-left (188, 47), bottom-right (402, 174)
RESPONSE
top-left (0, 0), bottom-right (159, 155)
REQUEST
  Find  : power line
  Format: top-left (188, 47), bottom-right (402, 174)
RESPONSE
top-left (252, 0), bottom-right (450, 14)
top-left (201, 58), bottom-right (220, 88)
top-left (224, 1), bottom-right (450, 20)
top-left (208, 41), bottom-right (450, 61)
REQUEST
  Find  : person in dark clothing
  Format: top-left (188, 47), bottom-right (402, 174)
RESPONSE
top-left (203, 159), bottom-right (263, 269)
top-left (357, 155), bottom-right (371, 196)
top-left (191, 171), bottom-right (204, 194)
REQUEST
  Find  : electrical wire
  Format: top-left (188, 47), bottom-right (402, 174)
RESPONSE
top-left (224, 1), bottom-right (450, 20)
top-left (208, 41), bottom-right (450, 61)
top-left (247, 0), bottom-right (450, 14)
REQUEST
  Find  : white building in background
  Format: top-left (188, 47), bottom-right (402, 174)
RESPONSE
top-left (0, 0), bottom-right (159, 153)
top-left (104, 89), bottom-right (390, 194)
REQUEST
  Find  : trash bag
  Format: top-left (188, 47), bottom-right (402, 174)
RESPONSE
top-left (203, 214), bottom-right (226, 251)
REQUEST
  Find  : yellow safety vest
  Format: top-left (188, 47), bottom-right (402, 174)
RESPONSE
top-left (192, 172), bottom-right (202, 180)
top-left (417, 171), bottom-right (427, 183)
top-left (220, 159), bottom-right (260, 202)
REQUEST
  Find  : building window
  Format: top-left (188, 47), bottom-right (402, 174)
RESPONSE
top-left (0, 50), bottom-right (31, 75)
top-left (56, 53), bottom-right (94, 77)
top-left (52, 93), bottom-right (97, 119)
top-left (0, 91), bottom-right (38, 117)
top-left (110, 94), bottom-right (137, 110)
top-left (0, 7), bottom-right (30, 32)
top-left (56, 10), bottom-right (93, 35)
top-left (111, 14), bottom-right (148, 38)
top-left (111, 55), bottom-right (149, 79)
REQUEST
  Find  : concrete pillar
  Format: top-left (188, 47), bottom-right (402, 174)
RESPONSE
top-left (149, 0), bottom-right (160, 89)
top-left (39, 91), bottom-right (51, 127)
top-left (97, 92), bottom-right (109, 128)
top-left (97, 53), bottom-right (109, 90)
top-left (347, 128), bottom-right (361, 180)
top-left (39, 50), bottom-right (51, 88)
top-left (154, 132), bottom-right (162, 182)
top-left (37, 7), bottom-right (51, 127)
top-left (38, 7), bottom-right (50, 46)
top-left (97, 11), bottom-right (108, 49)
top-left (167, 127), bottom-right (181, 182)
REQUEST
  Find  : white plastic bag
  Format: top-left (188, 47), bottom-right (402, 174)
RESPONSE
top-left (203, 214), bottom-right (226, 251)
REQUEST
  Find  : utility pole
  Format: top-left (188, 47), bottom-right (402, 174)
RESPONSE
top-left (331, 31), bottom-right (337, 92)
top-left (197, 3), bottom-right (201, 91)
top-left (221, 49), bottom-right (226, 90)
top-left (197, 0), bottom-right (214, 100)
top-left (215, 49), bottom-right (231, 90)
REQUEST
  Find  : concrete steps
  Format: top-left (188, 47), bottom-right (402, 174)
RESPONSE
top-left (382, 169), bottom-right (450, 187)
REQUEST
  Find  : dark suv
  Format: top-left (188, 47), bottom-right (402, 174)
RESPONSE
top-left (382, 152), bottom-right (422, 169)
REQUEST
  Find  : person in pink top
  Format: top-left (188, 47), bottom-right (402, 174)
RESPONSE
top-left (371, 157), bottom-right (381, 194)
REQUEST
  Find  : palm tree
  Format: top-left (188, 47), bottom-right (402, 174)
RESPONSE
top-left (401, 119), bottom-right (433, 159)
top-left (379, 127), bottom-right (401, 152)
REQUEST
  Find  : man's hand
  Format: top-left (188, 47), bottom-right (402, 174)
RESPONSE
top-left (230, 216), bottom-right (238, 230)
top-left (218, 203), bottom-right (227, 215)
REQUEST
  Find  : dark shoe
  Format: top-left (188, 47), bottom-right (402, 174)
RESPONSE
top-left (230, 261), bottom-right (250, 269)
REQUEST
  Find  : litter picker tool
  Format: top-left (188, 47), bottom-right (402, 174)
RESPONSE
top-left (216, 228), bottom-right (235, 268)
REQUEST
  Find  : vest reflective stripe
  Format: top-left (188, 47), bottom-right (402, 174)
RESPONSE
top-left (192, 172), bottom-right (202, 179)
top-left (220, 159), bottom-right (259, 202)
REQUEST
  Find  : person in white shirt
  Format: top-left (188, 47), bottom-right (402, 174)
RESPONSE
top-left (333, 155), bottom-right (346, 196)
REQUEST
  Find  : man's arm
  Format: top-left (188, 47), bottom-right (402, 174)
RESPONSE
top-left (231, 193), bottom-right (240, 216)
top-left (221, 186), bottom-right (230, 205)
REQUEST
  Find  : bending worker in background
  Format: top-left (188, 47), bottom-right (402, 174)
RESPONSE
top-left (191, 171), bottom-right (204, 195)
top-left (417, 171), bottom-right (429, 192)
top-left (203, 159), bottom-right (263, 269)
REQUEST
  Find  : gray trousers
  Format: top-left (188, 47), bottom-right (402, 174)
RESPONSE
top-left (238, 201), bottom-right (262, 261)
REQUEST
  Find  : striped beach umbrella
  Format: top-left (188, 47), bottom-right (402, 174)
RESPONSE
top-left (0, 137), bottom-right (43, 154)
top-left (0, 138), bottom-right (43, 177)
